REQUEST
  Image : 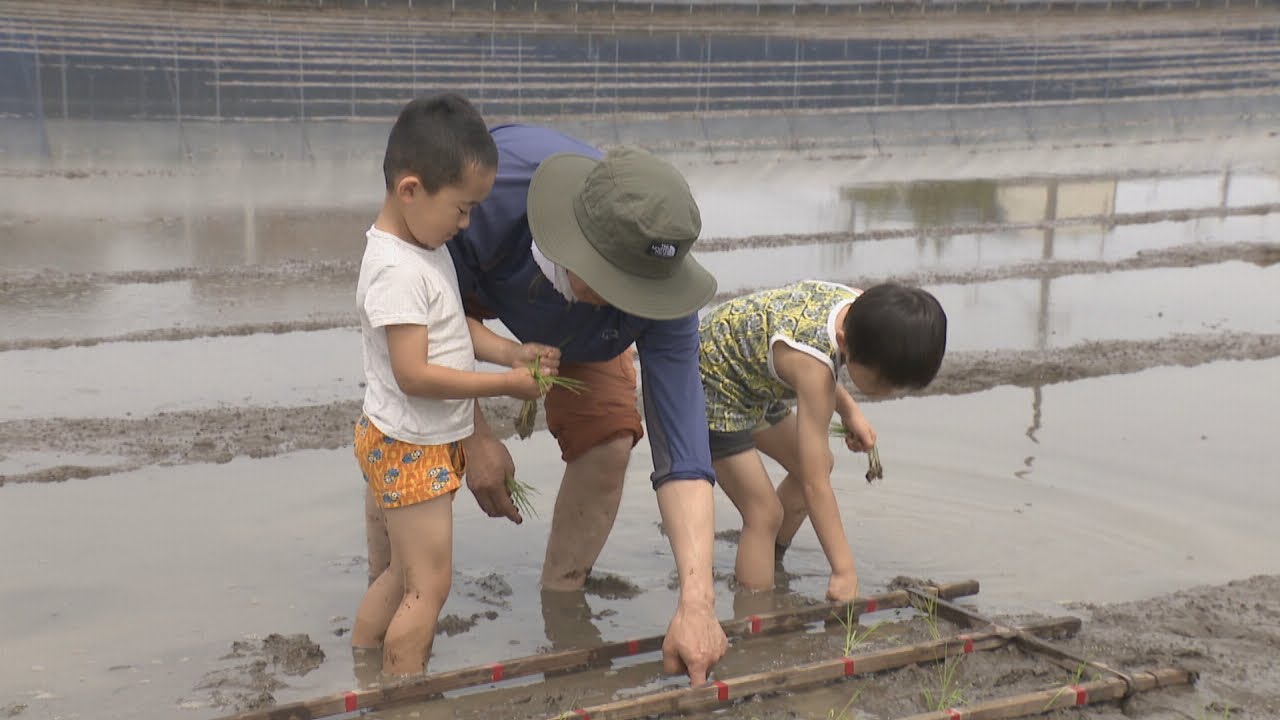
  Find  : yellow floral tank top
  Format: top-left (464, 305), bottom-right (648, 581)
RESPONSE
top-left (699, 280), bottom-right (860, 433)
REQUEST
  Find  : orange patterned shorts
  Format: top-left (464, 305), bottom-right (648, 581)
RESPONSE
top-left (353, 415), bottom-right (466, 510)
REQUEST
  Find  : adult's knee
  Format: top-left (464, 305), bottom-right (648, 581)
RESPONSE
top-left (567, 432), bottom-right (633, 492)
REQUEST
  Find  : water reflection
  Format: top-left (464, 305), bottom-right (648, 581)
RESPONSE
top-left (540, 588), bottom-right (606, 653)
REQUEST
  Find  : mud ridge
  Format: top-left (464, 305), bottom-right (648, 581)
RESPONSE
top-left (2, 331), bottom-right (1274, 485)
top-left (710, 241), bottom-right (1280, 306)
top-left (0, 259), bottom-right (356, 295)
top-left (696, 204), bottom-right (1280, 252)
top-left (921, 331), bottom-right (1280, 397)
top-left (0, 318), bottom-right (355, 353)
top-left (1, 242), bottom-right (1273, 354)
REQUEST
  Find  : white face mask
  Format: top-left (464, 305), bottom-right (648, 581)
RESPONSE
top-left (530, 239), bottom-right (577, 302)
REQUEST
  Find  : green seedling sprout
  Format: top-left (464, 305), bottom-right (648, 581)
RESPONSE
top-left (504, 474), bottom-right (540, 518)
top-left (1044, 659), bottom-right (1095, 711)
top-left (829, 422), bottom-right (883, 483)
top-left (913, 591), bottom-right (942, 642)
top-left (515, 356), bottom-right (588, 439)
top-left (921, 654), bottom-right (966, 712)
top-left (827, 688), bottom-right (863, 720)
top-left (834, 603), bottom-right (885, 657)
top-left (1196, 704), bottom-right (1234, 720)
top-left (907, 590), bottom-right (965, 714)
top-left (554, 692), bottom-right (587, 720)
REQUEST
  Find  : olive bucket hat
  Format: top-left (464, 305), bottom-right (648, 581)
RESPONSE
top-left (526, 146), bottom-right (717, 320)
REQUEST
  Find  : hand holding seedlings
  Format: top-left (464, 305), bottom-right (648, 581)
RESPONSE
top-left (514, 353), bottom-right (588, 439)
top-left (504, 474), bottom-right (540, 518)
top-left (831, 421), bottom-right (885, 483)
top-left (865, 444), bottom-right (883, 483)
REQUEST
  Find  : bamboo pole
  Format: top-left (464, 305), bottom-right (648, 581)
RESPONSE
top-left (539, 616), bottom-right (1082, 720)
top-left (906, 588), bottom-right (1138, 694)
top-left (216, 581), bottom-right (979, 720)
top-left (893, 667), bottom-right (1194, 720)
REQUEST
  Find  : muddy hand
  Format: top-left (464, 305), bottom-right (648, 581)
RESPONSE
top-left (662, 601), bottom-right (728, 687)
top-left (826, 569), bottom-right (859, 603)
top-left (463, 433), bottom-right (522, 524)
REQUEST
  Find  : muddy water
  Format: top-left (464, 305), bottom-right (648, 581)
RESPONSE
top-left (4, 103), bottom-right (1280, 720)
top-left (3, 361), bottom-right (1277, 719)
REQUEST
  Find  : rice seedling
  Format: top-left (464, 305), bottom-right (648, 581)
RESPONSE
top-left (514, 356), bottom-right (588, 439)
top-left (554, 693), bottom-right (587, 720)
top-left (1196, 703), bottom-right (1233, 720)
top-left (913, 592), bottom-right (942, 642)
top-left (921, 654), bottom-right (966, 712)
top-left (504, 474), bottom-right (540, 518)
top-left (752, 690), bottom-right (863, 720)
top-left (829, 422), bottom-right (883, 483)
top-left (1043, 660), bottom-right (1093, 711)
top-left (827, 688), bottom-right (863, 719)
top-left (834, 603), bottom-right (885, 656)
top-left (906, 589), bottom-right (968, 711)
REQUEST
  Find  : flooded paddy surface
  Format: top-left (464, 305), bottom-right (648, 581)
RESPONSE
top-left (5, 138), bottom-right (1279, 719)
top-left (4, 4), bottom-right (1280, 720)
top-left (3, 145), bottom-right (1280, 717)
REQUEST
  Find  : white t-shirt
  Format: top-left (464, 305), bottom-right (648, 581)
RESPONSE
top-left (356, 226), bottom-right (475, 445)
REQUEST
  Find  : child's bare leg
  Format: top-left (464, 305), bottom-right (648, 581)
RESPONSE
top-left (773, 474), bottom-right (807, 550)
top-left (381, 493), bottom-right (454, 676)
top-left (754, 414), bottom-right (822, 551)
top-left (366, 489), bottom-right (392, 586)
top-left (351, 556), bottom-right (402, 649)
top-left (713, 449), bottom-right (782, 591)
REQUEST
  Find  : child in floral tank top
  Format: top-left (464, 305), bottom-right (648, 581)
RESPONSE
top-left (698, 280), bottom-right (947, 601)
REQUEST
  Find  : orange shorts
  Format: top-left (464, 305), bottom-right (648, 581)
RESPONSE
top-left (353, 415), bottom-right (466, 510)
top-left (544, 347), bottom-right (644, 463)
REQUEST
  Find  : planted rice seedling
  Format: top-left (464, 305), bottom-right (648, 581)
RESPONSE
top-left (834, 603), bottom-right (885, 656)
top-left (1044, 660), bottom-right (1094, 711)
top-left (921, 654), bottom-right (966, 712)
top-left (826, 689), bottom-right (863, 719)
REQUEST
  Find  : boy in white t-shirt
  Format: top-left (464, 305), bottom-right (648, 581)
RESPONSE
top-left (350, 94), bottom-right (560, 677)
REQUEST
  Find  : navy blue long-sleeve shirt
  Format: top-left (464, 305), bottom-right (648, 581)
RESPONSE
top-left (447, 124), bottom-right (715, 489)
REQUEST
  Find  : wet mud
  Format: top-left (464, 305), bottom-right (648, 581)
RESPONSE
top-left (189, 634), bottom-right (324, 713)
top-left (2, 328), bottom-right (1276, 486)
top-left (368, 575), bottom-right (1280, 720)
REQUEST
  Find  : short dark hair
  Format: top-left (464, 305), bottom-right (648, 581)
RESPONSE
top-left (843, 283), bottom-right (947, 389)
top-left (382, 93), bottom-right (498, 192)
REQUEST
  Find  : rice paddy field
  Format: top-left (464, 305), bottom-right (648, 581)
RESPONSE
top-left (1, 1), bottom-right (1278, 718)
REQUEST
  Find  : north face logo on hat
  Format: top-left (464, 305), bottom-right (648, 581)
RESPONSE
top-left (646, 242), bottom-right (678, 259)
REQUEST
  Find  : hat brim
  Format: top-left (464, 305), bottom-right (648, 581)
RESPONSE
top-left (527, 152), bottom-right (717, 321)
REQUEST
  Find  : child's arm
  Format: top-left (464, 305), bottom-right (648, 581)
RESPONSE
top-left (466, 317), bottom-right (561, 375)
top-left (386, 324), bottom-right (542, 400)
top-left (834, 382), bottom-right (877, 453)
top-left (773, 344), bottom-right (859, 602)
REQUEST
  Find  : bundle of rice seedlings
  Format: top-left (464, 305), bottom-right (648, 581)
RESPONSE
top-left (830, 422), bottom-right (884, 483)
top-left (514, 358), bottom-right (588, 439)
top-left (865, 444), bottom-right (883, 483)
top-left (504, 474), bottom-right (540, 518)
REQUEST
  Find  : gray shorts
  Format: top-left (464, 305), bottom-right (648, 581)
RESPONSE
top-left (708, 401), bottom-right (791, 460)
